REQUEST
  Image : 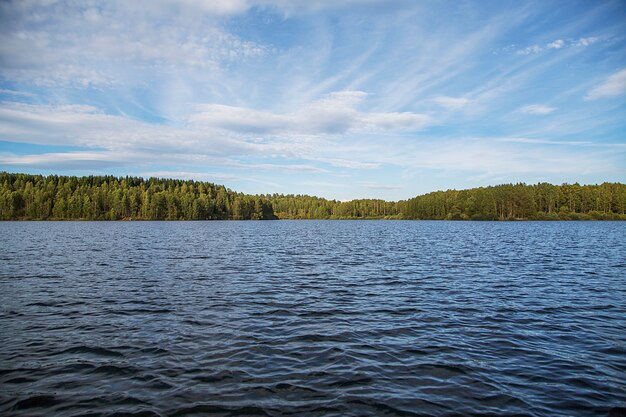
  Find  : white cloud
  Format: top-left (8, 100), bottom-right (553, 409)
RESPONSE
top-left (573, 37), bottom-right (599, 47)
top-left (520, 104), bottom-right (556, 115)
top-left (172, 0), bottom-right (250, 14)
top-left (315, 90), bottom-right (368, 106)
top-left (497, 138), bottom-right (589, 146)
top-left (433, 96), bottom-right (471, 109)
top-left (498, 138), bottom-right (625, 148)
top-left (0, 89), bottom-right (36, 97)
top-left (376, 138), bottom-right (618, 177)
top-left (361, 112), bottom-right (430, 130)
top-left (251, 0), bottom-right (398, 15)
top-left (0, 102), bottom-right (270, 158)
top-left (188, 104), bottom-right (288, 134)
top-left (302, 135), bottom-right (624, 190)
top-left (322, 158), bottom-right (380, 169)
top-left (546, 39), bottom-right (564, 49)
top-left (231, 162), bottom-right (328, 173)
top-left (585, 68), bottom-right (626, 100)
top-left (0, 93), bottom-right (428, 173)
top-left (376, 12), bottom-right (529, 111)
top-left (0, 2), bottom-right (268, 88)
top-left (515, 37), bottom-right (600, 55)
top-left (190, 91), bottom-right (429, 135)
top-left (517, 45), bottom-right (542, 55)
top-left (128, 0), bottom-right (393, 16)
top-left (0, 150), bottom-right (132, 169)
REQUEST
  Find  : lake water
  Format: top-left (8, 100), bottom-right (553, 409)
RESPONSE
top-left (0, 220), bottom-right (625, 416)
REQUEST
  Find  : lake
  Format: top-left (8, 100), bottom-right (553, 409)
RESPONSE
top-left (0, 220), bottom-right (625, 416)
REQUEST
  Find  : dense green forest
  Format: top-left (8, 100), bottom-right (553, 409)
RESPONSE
top-left (1, 172), bottom-right (625, 220)
top-left (0, 173), bottom-right (275, 221)
top-left (401, 182), bottom-right (626, 220)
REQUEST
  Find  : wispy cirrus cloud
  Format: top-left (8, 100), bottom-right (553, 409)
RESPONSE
top-left (0, 1), bottom-right (268, 89)
top-left (190, 91), bottom-right (430, 135)
top-left (519, 104), bottom-right (556, 115)
top-left (0, 89), bottom-right (36, 97)
top-left (320, 158), bottom-right (380, 169)
top-left (515, 37), bottom-right (601, 55)
top-left (0, 94), bottom-right (428, 171)
top-left (585, 68), bottom-right (626, 100)
top-left (0, 0), bottom-right (404, 89)
top-left (433, 96), bottom-right (471, 109)
top-left (495, 137), bottom-right (626, 148)
top-left (517, 45), bottom-right (543, 56)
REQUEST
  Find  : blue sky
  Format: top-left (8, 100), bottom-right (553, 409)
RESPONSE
top-left (0, 0), bottom-right (624, 200)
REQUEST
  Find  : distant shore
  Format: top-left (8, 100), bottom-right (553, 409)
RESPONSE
top-left (2, 172), bottom-right (625, 221)
top-left (2, 216), bottom-right (625, 222)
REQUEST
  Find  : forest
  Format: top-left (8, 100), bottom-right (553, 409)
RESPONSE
top-left (0, 172), bottom-right (625, 221)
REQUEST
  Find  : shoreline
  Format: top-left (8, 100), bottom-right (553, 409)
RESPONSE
top-left (2, 217), bottom-right (625, 222)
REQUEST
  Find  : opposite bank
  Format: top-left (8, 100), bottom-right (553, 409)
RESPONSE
top-left (1, 172), bottom-right (625, 221)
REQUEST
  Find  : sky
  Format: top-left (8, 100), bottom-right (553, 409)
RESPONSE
top-left (0, 0), bottom-right (625, 201)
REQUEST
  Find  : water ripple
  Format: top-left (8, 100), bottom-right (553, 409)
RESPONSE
top-left (1, 220), bottom-right (625, 416)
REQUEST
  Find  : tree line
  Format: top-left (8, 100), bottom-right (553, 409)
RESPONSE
top-left (400, 182), bottom-right (626, 220)
top-left (1, 172), bottom-right (624, 220)
top-left (0, 173), bottom-right (275, 220)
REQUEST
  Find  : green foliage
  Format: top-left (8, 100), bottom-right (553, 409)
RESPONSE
top-left (268, 194), bottom-right (399, 219)
top-left (0, 173), bottom-right (275, 220)
top-left (1, 173), bottom-right (624, 221)
top-left (400, 182), bottom-right (626, 220)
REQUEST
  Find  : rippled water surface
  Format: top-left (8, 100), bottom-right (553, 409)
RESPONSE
top-left (1, 220), bottom-right (625, 416)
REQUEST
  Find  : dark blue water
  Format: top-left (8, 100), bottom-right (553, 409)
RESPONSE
top-left (0, 221), bottom-right (625, 416)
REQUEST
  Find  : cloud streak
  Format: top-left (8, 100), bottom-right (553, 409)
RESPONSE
top-left (190, 91), bottom-right (430, 135)
top-left (586, 69), bottom-right (626, 100)
top-left (515, 37), bottom-right (601, 55)
top-left (433, 96), bottom-right (471, 109)
top-left (519, 104), bottom-right (556, 115)
top-left (0, 1), bottom-right (268, 89)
